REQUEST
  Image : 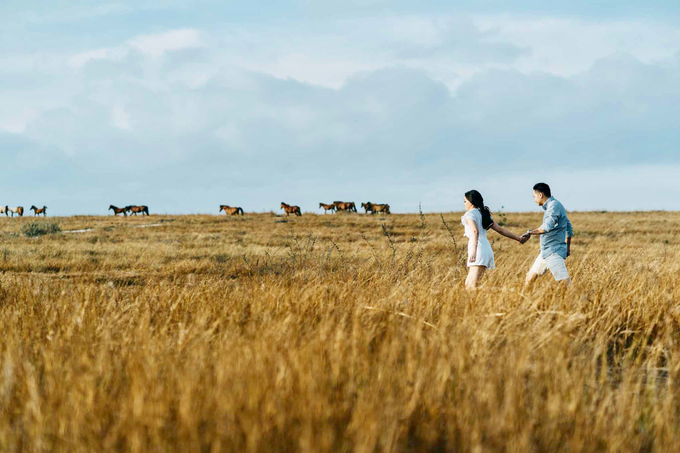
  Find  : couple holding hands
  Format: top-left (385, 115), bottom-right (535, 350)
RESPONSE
top-left (462, 183), bottom-right (574, 290)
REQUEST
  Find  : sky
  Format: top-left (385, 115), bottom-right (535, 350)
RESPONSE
top-left (2, 0), bottom-right (680, 215)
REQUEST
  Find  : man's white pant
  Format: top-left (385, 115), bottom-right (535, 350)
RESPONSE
top-left (529, 253), bottom-right (570, 281)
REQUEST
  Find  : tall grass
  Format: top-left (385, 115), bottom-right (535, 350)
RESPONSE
top-left (0, 211), bottom-right (679, 452)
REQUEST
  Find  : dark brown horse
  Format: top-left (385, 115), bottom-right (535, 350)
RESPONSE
top-left (220, 205), bottom-right (244, 216)
top-left (280, 202), bottom-right (301, 216)
top-left (126, 205), bottom-right (149, 216)
top-left (319, 203), bottom-right (336, 214)
top-left (109, 205), bottom-right (127, 216)
top-left (361, 202), bottom-right (374, 214)
top-left (30, 205), bottom-right (47, 217)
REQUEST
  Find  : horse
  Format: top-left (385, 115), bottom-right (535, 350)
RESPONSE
top-left (280, 202), bottom-right (301, 216)
top-left (361, 202), bottom-right (374, 214)
top-left (372, 203), bottom-right (391, 215)
top-left (220, 205), bottom-right (244, 216)
top-left (30, 206), bottom-right (47, 217)
top-left (334, 201), bottom-right (357, 213)
top-left (126, 205), bottom-right (149, 216)
top-left (319, 203), bottom-right (336, 214)
top-left (0, 206), bottom-right (8, 217)
top-left (109, 205), bottom-right (127, 216)
top-left (8, 207), bottom-right (23, 217)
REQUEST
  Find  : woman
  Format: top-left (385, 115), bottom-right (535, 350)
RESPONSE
top-left (462, 190), bottom-right (526, 290)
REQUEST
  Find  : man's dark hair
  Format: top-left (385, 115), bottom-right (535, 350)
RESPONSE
top-left (533, 183), bottom-right (551, 198)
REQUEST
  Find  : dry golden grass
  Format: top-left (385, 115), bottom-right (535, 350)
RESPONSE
top-left (1, 210), bottom-right (679, 452)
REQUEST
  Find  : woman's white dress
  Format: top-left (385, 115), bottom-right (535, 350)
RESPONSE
top-left (461, 209), bottom-right (495, 269)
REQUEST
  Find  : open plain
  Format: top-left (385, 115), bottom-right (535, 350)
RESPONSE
top-left (1, 210), bottom-right (679, 452)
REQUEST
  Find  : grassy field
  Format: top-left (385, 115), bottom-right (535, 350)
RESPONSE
top-left (1, 210), bottom-right (679, 452)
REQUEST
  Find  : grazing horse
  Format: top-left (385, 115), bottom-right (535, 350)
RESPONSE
top-left (361, 202), bottom-right (374, 214)
top-left (109, 205), bottom-right (127, 216)
top-left (126, 205), bottom-right (149, 216)
top-left (319, 203), bottom-right (336, 214)
top-left (30, 206), bottom-right (47, 217)
top-left (280, 202), bottom-right (301, 217)
top-left (0, 206), bottom-right (8, 217)
top-left (220, 205), bottom-right (244, 216)
top-left (8, 207), bottom-right (23, 217)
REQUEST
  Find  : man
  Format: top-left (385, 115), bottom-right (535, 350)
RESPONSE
top-left (521, 183), bottom-right (574, 284)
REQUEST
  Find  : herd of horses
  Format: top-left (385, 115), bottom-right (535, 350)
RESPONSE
top-left (284, 201), bottom-right (391, 216)
top-left (1, 206), bottom-right (47, 217)
top-left (0, 202), bottom-right (390, 218)
top-left (108, 205), bottom-right (150, 216)
top-left (220, 201), bottom-right (391, 216)
top-left (318, 201), bottom-right (390, 215)
top-left (223, 201), bottom-right (390, 217)
top-left (107, 202), bottom-right (389, 217)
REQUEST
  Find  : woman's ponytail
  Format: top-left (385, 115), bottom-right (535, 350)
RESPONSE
top-left (480, 206), bottom-right (493, 230)
top-left (464, 190), bottom-right (494, 230)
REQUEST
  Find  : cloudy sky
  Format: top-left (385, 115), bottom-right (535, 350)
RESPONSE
top-left (3, 0), bottom-right (680, 215)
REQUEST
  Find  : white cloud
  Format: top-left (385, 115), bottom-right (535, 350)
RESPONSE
top-left (57, 15), bottom-right (680, 92)
top-left (127, 28), bottom-right (204, 58)
top-left (188, 14), bottom-right (680, 93)
top-left (69, 47), bottom-right (129, 68)
top-left (474, 15), bottom-right (680, 76)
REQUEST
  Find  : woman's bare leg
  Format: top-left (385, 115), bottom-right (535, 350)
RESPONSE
top-left (465, 266), bottom-right (487, 290)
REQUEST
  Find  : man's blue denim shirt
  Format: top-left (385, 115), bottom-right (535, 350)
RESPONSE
top-left (539, 197), bottom-right (574, 259)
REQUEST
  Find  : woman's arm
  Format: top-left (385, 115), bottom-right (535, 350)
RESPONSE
top-left (490, 222), bottom-right (524, 243)
top-left (466, 217), bottom-right (479, 262)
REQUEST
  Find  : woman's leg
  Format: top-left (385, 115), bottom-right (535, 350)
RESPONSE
top-left (465, 266), bottom-right (487, 290)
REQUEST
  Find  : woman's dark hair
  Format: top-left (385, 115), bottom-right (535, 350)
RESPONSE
top-left (464, 190), bottom-right (493, 230)
top-left (533, 182), bottom-right (551, 198)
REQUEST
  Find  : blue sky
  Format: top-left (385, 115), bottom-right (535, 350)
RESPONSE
top-left (3, 1), bottom-right (680, 215)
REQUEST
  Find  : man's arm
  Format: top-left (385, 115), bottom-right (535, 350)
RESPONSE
top-left (566, 236), bottom-right (572, 257)
top-left (538, 203), bottom-right (559, 234)
top-left (522, 204), bottom-right (557, 239)
top-left (565, 216), bottom-right (573, 257)
top-left (527, 226), bottom-right (546, 235)
top-left (520, 225), bottom-right (544, 242)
